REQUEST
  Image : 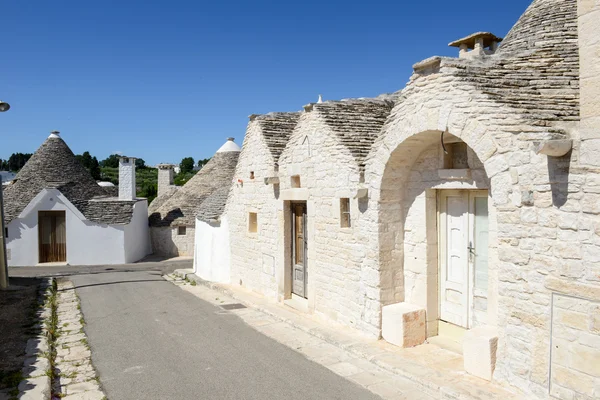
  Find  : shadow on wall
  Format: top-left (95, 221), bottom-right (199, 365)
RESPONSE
top-left (548, 151), bottom-right (572, 208)
top-left (359, 196), bottom-right (369, 213)
top-left (148, 208), bottom-right (184, 227)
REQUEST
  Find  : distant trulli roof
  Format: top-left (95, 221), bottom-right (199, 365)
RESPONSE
top-left (251, 112), bottom-right (301, 163)
top-left (311, 98), bottom-right (393, 171)
top-left (3, 133), bottom-right (136, 225)
top-left (148, 139), bottom-right (240, 227)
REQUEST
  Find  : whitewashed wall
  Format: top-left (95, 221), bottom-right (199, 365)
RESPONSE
top-left (124, 200), bottom-right (152, 263)
top-left (7, 189), bottom-right (150, 266)
top-left (194, 217), bottom-right (231, 283)
top-left (228, 120), bottom-right (283, 299)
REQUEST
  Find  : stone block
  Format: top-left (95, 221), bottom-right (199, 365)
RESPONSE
top-left (463, 326), bottom-right (498, 381)
top-left (381, 302), bottom-right (426, 348)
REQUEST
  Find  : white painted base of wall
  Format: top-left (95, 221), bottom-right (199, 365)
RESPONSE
top-left (193, 217), bottom-right (231, 283)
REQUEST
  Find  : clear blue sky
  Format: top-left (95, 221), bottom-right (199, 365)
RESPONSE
top-left (1, 0), bottom-right (530, 166)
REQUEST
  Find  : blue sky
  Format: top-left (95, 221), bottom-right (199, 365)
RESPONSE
top-left (1, 0), bottom-right (530, 166)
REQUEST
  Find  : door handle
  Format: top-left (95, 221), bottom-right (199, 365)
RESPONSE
top-left (468, 242), bottom-right (475, 260)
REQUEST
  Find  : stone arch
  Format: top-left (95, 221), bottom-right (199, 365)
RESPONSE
top-left (365, 108), bottom-right (513, 338)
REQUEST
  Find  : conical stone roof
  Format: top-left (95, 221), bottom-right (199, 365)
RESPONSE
top-left (3, 133), bottom-right (136, 225)
top-left (148, 141), bottom-right (240, 227)
top-left (459, 0), bottom-right (579, 125)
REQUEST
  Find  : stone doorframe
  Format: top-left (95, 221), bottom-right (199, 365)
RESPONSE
top-left (277, 190), bottom-right (316, 313)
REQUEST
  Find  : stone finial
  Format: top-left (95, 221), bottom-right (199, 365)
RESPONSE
top-left (317, 94), bottom-right (323, 103)
top-left (449, 32), bottom-right (503, 59)
top-left (49, 130), bottom-right (61, 138)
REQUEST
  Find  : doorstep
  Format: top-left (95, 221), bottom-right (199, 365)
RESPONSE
top-left (173, 269), bottom-right (524, 400)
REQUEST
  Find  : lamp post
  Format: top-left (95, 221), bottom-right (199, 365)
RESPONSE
top-left (0, 100), bottom-right (11, 290)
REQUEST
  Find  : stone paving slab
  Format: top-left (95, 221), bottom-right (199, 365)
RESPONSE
top-left (53, 279), bottom-right (105, 400)
top-left (170, 270), bottom-right (527, 400)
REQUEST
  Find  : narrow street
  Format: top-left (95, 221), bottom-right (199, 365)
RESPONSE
top-left (11, 264), bottom-right (380, 400)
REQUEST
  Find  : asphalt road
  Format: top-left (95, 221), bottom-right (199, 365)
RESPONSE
top-left (30, 267), bottom-right (380, 400)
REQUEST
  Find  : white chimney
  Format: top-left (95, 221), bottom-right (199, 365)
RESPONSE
top-left (157, 164), bottom-right (175, 196)
top-left (118, 156), bottom-right (137, 200)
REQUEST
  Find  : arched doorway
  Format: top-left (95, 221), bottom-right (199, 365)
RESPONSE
top-left (377, 130), bottom-right (498, 339)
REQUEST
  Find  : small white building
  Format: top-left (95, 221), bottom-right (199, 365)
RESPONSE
top-left (3, 131), bottom-right (151, 266)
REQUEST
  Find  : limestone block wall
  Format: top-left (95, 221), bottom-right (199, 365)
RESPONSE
top-left (149, 226), bottom-right (195, 257)
top-left (277, 112), bottom-right (372, 334)
top-left (227, 121), bottom-right (282, 300)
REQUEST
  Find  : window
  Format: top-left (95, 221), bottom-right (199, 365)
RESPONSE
top-left (443, 142), bottom-right (469, 169)
top-left (177, 226), bottom-right (186, 236)
top-left (340, 198), bottom-right (351, 228)
top-left (248, 213), bottom-right (258, 233)
top-left (291, 175), bottom-right (301, 188)
top-left (250, 171), bottom-right (255, 180)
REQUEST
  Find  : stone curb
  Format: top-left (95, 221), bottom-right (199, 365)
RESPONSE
top-left (17, 278), bottom-right (53, 400)
top-left (171, 269), bottom-right (523, 400)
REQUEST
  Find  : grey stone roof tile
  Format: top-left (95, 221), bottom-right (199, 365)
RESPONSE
top-left (254, 112), bottom-right (301, 163)
top-left (313, 99), bottom-right (393, 171)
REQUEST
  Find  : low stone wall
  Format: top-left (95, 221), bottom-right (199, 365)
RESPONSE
top-left (150, 226), bottom-right (196, 257)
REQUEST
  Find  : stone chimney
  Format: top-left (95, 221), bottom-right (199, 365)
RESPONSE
top-left (118, 156), bottom-right (137, 200)
top-left (578, 0), bottom-right (600, 166)
top-left (449, 32), bottom-right (503, 59)
top-left (157, 164), bottom-right (175, 196)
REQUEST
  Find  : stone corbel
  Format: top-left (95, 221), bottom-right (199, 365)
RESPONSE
top-left (264, 176), bottom-right (280, 185)
top-left (534, 139), bottom-right (572, 157)
top-left (353, 184), bottom-right (368, 199)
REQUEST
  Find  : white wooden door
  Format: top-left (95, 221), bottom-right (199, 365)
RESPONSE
top-left (439, 191), bottom-right (469, 327)
top-left (439, 190), bottom-right (489, 328)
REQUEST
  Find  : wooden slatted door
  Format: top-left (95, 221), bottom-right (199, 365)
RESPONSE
top-left (38, 211), bottom-right (67, 263)
top-left (291, 203), bottom-right (308, 298)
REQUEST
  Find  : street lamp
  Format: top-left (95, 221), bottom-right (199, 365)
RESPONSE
top-left (0, 100), bottom-right (11, 289)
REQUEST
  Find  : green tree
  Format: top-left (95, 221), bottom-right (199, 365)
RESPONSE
top-left (180, 157), bottom-right (195, 174)
top-left (197, 158), bottom-right (211, 169)
top-left (135, 158), bottom-right (147, 169)
top-left (76, 151), bottom-right (102, 180)
top-left (7, 153), bottom-right (33, 171)
top-left (99, 154), bottom-right (120, 168)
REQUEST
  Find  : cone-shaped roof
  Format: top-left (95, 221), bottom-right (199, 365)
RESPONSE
top-left (443, 0), bottom-right (579, 126)
top-left (3, 133), bottom-right (136, 225)
top-left (148, 139), bottom-right (240, 227)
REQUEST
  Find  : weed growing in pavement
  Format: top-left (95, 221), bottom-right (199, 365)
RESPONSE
top-left (190, 280), bottom-right (197, 286)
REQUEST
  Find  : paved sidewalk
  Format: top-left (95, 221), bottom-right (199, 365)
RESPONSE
top-left (54, 279), bottom-right (105, 399)
top-left (171, 269), bottom-right (525, 400)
